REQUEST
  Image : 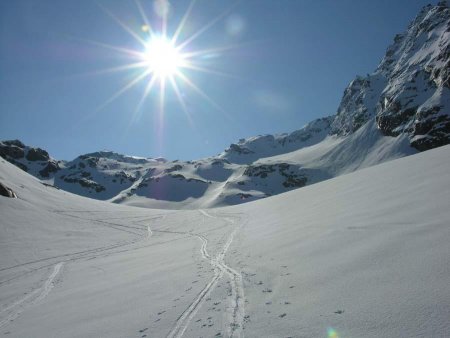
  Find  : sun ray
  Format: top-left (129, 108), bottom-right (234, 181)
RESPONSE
top-left (69, 61), bottom-right (148, 79)
top-left (135, 0), bottom-right (155, 38)
top-left (159, 77), bottom-right (166, 119)
top-left (133, 75), bottom-right (159, 121)
top-left (171, 0), bottom-right (197, 45)
top-left (122, 75), bottom-right (159, 140)
top-left (70, 36), bottom-right (144, 59)
top-left (83, 0), bottom-right (242, 133)
top-left (95, 69), bottom-right (152, 114)
top-left (97, 3), bottom-right (148, 47)
top-left (175, 70), bottom-right (232, 120)
top-left (176, 1), bottom-right (240, 51)
top-left (180, 39), bottom-right (266, 59)
top-left (155, 76), bottom-right (167, 154)
top-left (181, 63), bottom-right (243, 80)
top-left (169, 75), bottom-right (194, 126)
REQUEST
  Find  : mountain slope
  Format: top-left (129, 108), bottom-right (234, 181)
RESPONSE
top-left (225, 143), bottom-right (450, 337)
top-left (332, 0), bottom-right (450, 150)
top-left (1, 142), bottom-right (449, 337)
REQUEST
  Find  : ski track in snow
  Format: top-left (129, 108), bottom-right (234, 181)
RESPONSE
top-left (0, 214), bottom-right (164, 330)
top-left (0, 262), bottom-right (64, 329)
top-left (165, 210), bottom-right (244, 338)
top-left (0, 214), bottom-right (165, 287)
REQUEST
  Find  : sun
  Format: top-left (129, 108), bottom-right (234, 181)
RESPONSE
top-left (88, 0), bottom-right (241, 125)
top-left (143, 36), bottom-right (185, 79)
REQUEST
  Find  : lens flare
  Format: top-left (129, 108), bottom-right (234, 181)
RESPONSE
top-left (327, 327), bottom-right (339, 338)
top-left (79, 0), bottom-right (247, 147)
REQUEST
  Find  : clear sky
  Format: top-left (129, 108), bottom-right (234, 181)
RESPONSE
top-left (0, 0), bottom-right (433, 161)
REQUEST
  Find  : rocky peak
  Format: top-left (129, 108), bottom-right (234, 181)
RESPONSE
top-left (331, 74), bottom-right (386, 135)
top-left (330, 1), bottom-right (450, 151)
top-left (222, 116), bottom-right (333, 163)
top-left (0, 140), bottom-right (60, 177)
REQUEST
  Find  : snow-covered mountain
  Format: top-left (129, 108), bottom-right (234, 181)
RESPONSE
top-left (332, 0), bottom-right (450, 151)
top-left (1, 1), bottom-right (449, 209)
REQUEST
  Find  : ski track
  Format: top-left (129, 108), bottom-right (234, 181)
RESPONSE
top-left (0, 262), bottom-right (64, 329)
top-left (0, 214), bottom-right (164, 330)
top-left (166, 210), bottom-right (244, 338)
top-left (0, 214), bottom-right (164, 282)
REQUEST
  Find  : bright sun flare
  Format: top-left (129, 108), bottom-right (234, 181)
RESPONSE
top-left (90, 0), bottom-right (240, 125)
top-left (143, 37), bottom-right (185, 78)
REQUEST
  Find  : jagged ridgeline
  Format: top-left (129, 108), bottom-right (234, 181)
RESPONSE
top-left (1, 2), bottom-right (449, 208)
top-left (331, 0), bottom-right (450, 149)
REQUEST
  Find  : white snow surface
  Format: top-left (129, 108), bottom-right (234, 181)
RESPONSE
top-left (1, 145), bottom-right (449, 337)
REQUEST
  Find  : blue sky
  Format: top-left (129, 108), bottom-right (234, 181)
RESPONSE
top-left (0, 0), bottom-right (432, 161)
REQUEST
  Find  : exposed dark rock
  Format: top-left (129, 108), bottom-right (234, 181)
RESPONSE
top-left (41, 182), bottom-right (60, 189)
top-left (63, 176), bottom-right (105, 192)
top-left (226, 144), bottom-right (254, 155)
top-left (114, 171), bottom-right (136, 183)
top-left (170, 173), bottom-right (186, 180)
top-left (411, 107), bottom-right (450, 151)
top-left (165, 164), bottom-right (183, 173)
top-left (26, 148), bottom-right (49, 161)
top-left (376, 102), bottom-right (418, 137)
top-left (80, 171), bottom-right (91, 178)
top-left (2, 140), bottom-right (25, 148)
top-left (87, 158), bottom-right (98, 168)
top-left (237, 193), bottom-right (252, 200)
top-left (244, 165), bottom-right (276, 178)
top-left (0, 181), bottom-right (17, 198)
top-left (0, 144), bottom-right (25, 159)
top-left (212, 159), bottom-right (230, 165)
top-left (243, 163), bottom-right (307, 189)
top-left (39, 160), bottom-right (60, 178)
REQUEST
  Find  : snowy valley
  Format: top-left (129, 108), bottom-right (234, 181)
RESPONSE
top-left (1, 2), bottom-right (450, 338)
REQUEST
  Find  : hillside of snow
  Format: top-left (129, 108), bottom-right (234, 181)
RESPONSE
top-left (1, 142), bottom-right (449, 337)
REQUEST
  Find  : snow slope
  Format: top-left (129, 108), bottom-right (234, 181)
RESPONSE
top-left (1, 145), bottom-right (449, 337)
